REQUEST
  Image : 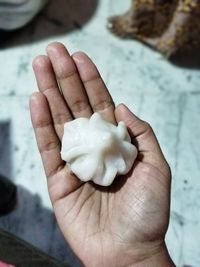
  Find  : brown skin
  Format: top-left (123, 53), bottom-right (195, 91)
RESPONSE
top-left (30, 42), bottom-right (175, 267)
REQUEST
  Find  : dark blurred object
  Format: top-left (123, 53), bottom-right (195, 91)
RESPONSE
top-left (0, 30), bottom-right (12, 43)
top-left (0, 121), bottom-right (12, 180)
top-left (170, 48), bottom-right (200, 69)
top-left (0, 230), bottom-right (70, 267)
top-left (0, 0), bottom-right (99, 48)
top-left (0, 175), bottom-right (17, 216)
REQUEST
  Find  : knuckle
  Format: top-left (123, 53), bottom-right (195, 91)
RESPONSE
top-left (142, 121), bottom-right (153, 132)
top-left (93, 100), bottom-right (114, 112)
top-left (32, 55), bottom-right (49, 69)
top-left (58, 67), bottom-right (77, 80)
top-left (53, 112), bottom-right (70, 124)
top-left (35, 120), bottom-right (51, 129)
top-left (71, 100), bottom-right (90, 114)
top-left (39, 140), bottom-right (59, 153)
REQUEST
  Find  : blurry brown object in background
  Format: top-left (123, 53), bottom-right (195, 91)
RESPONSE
top-left (108, 0), bottom-right (200, 57)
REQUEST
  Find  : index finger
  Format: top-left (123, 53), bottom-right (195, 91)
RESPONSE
top-left (29, 92), bottom-right (64, 179)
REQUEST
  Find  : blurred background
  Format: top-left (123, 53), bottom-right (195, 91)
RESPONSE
top-left (0, 0), bottom-right (200, 266)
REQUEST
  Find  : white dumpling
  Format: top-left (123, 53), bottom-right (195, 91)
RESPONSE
top-left (61, 113), bottom-right (138, 186)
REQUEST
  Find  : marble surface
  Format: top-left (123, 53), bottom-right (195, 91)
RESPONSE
top-left (0, 0), bottom-right (200, 266)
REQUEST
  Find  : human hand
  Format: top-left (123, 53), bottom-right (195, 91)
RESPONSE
top-left (30, 42), bottom-right (175, 267)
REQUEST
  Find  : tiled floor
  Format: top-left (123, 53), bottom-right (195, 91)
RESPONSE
top-left (0, 0), bottom-right (200, 266)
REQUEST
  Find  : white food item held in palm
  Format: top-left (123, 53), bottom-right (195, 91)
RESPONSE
top-left (61, 113), bottom-right (138, 186)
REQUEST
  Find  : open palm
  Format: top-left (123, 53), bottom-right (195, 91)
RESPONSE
top-left (30, 43), bottom-right (172, 267)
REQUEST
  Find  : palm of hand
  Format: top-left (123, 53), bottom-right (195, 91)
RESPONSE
top-left (51, 139), bottom-right (170, 267)
top-left (30, 43), bottom-right (171, 267)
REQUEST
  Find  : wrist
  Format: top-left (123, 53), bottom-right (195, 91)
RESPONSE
top-left (127, 243), bottom-right (175, 267)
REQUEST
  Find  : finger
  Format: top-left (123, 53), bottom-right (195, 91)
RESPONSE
top-left (29, 92), bottom-right (64, 179)
top-left (72, 52), bottom-right (116, 124)
top-left (32, 55), bottom-right (72, 139)
top-left (46, 42), bottom-right (92, 119)
top-left (30, 92), bottom-right (82, 204)
top-left (115, 104), bottom-right (167, 168)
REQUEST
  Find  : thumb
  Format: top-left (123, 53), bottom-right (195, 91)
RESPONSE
top-left (115, 104), bottom-right (150, 140)
top-left (115, 104), bottom-right (166, 165)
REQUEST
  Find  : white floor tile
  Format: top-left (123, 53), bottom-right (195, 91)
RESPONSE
top-left (0, 0), bottom-right (200, 266)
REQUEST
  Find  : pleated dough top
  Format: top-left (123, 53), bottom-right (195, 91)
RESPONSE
top-left (61, 113), bottom-right (137, 186)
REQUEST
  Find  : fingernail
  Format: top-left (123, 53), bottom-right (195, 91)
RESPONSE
top-left (73, 53), bottom-right (85, 64)
top-left (30, 92), bottom-right (39, 103)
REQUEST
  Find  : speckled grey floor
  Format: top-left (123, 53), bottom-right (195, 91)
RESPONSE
top-left (0, 0), bottom-right (200, 266)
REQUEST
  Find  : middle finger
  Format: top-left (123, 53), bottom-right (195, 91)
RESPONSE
top-left (46, 42), bottom-right (92, 119)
